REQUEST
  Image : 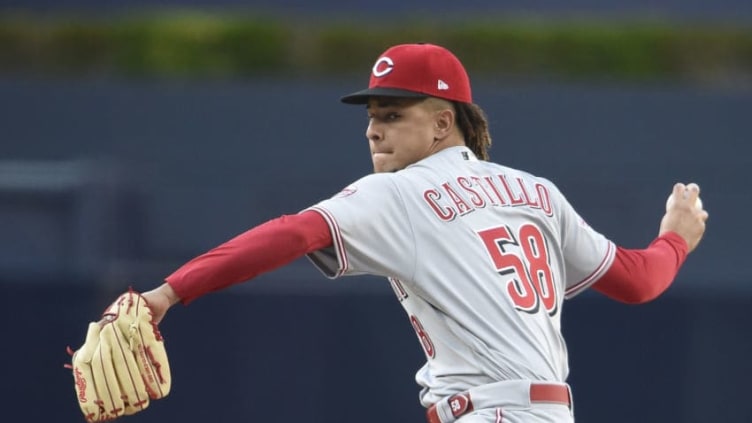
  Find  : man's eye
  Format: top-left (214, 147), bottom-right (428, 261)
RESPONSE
top-left (366, 112), bottom-right (399, 122)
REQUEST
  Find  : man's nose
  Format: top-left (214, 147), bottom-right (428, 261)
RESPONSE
top-left (366, 121), bottom-right (382, 142)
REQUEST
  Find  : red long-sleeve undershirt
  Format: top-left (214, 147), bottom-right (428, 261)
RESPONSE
top-left (593, 232), bottom-right (688, 303)
top-left (166, 211), bottom-right (332, 304)
top-left (165, 210), bottom-right (689, 305)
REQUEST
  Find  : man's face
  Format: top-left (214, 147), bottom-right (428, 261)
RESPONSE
top-left (365, 97), bottom-right (440, 173)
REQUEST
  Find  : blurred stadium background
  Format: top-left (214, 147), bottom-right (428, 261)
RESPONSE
top-left (1, 1), bottom-right (750, 422)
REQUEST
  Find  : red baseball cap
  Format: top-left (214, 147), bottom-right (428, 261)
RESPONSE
top-left (340, 43), bottom-right (473, 104)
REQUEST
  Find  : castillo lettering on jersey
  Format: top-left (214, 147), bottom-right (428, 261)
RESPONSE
top-left (423, 174), bottom-right (553, 221)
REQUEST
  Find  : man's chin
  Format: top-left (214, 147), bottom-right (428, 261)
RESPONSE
top-left (372, 165), bottom-right (402, 173)
top-left (372, 156), bottom-right (405, 173)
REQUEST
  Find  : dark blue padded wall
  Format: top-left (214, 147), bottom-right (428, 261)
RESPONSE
top-left (1, 79), bottom-right (745, 289)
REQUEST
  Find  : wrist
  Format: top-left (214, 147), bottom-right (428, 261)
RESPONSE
top-left (159, 282), bottom-right (181, 306)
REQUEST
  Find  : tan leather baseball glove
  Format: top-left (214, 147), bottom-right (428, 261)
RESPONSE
top-left (66, 290), bottom-right (171, 422)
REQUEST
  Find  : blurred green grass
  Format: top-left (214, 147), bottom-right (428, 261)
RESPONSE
top-left (1, 12), bottom-right (750, 82)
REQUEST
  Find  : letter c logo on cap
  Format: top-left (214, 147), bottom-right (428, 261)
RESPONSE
top-left (372, 57), bottom-right (394, 77)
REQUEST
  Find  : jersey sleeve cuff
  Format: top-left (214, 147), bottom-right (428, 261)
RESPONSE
top-left (304, 206), bottom-right (348, 278)
top-left (564, 240), bottom-right (616, 299)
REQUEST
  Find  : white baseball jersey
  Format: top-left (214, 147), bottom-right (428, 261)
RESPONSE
top-left (306, 146), bottom-right (615, 407)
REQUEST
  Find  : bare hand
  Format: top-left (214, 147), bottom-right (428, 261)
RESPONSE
top-left (141, 283), bottom-right (181, 325)
top-left (659, 182), bottom-right (709, 252)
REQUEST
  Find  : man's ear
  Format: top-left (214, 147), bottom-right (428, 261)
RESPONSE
top-left (434, 108), bottom-right (456, 141)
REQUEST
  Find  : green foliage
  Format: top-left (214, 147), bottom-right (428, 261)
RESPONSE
top-left (0, 12), bottom-right (750, 82)
top-left (0, 12), bottom-right (291, 77)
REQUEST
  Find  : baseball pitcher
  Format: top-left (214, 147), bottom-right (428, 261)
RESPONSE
top-left (66, 43), bottom-right (708, 423)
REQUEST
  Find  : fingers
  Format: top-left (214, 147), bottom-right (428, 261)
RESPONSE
top-left (92, 325), bottom-right (125, 420)
top-left (76, 322), bottom-right (101, 363)
top-left (699, 209), bottom-right (710, 222)
top-left (100, 322), bottom-right (151, 415)
top-left (70, 323), bottom-right (107, 423)
top-left (130, 304), bottom-right (172, 399)
top-left (73, 361), bottom-right (106, 422)
top-left (685, 182), bottom-right (700, 204)
top-left (672, 182), bottom-right (687, 197)
top-left (670, 182), bottom-right (704, 210)
top-left (662, 181), bottom-right (708, 253)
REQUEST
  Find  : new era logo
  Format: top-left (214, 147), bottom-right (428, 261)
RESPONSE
top-left (437, 79), bottom-right (449, 90)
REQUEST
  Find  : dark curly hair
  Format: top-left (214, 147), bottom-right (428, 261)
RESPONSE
top-left (453, 102), bottom-right (492, 161)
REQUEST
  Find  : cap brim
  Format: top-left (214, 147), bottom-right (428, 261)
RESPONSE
top-left (340, 87), bottom-right (427, 104)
